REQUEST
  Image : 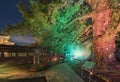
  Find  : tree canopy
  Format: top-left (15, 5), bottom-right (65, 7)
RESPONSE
top-left (3, 0), bottom-right (91, 54)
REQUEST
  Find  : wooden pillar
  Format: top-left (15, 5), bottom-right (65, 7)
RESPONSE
top-left (37, 55), bottom-right (39, 64)
top-left (36, 49), bottom-right (40, 65)
top-left (0, 52), bottom-right (1, 58)
top-left (10, 52), bottom-right (12, 57)
top-left (1, 51), bottom-right (4, 61)
top-left (33, 55), bottom-right (36, 64)
top-left (27, 52), bottom-right (29, 56)
top-left (16, 52), bottom-right (18, 57)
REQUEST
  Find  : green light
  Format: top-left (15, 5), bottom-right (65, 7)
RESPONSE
top-left (66, 44), bottom-right (84, 60)
top-left (70, 57), bottom-right (73, 60)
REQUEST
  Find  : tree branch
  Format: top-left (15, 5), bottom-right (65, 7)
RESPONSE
top-left (81, 25), bottom-right (92, 35)
top-left (115, 23), bottom-right (120, 34)
top-left (72, 25), bottom-right (92, 42)
top-left (59, 0), bottom-right (67, 9)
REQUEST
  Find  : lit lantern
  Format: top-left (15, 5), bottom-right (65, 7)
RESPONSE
top-left (52, 56), bottom-right (58, 62)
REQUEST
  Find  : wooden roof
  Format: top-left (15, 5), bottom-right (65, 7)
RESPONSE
top-left (0, 44), bottom-right (35, 52)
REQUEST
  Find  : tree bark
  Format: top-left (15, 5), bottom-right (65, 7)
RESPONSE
top-left (86, 0), bottom-right (117, 65)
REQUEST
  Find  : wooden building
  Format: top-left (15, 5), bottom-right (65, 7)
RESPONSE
top-left (0, 34), bottom-right (35, 64)
top-left (0, 44), bottom-right (35, 64)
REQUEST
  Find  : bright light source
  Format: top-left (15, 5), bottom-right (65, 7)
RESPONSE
top-left (52, 56), bottom-right (58, 62)
top-left (54, 57), bottom-right (58, 61)
top-left (73, 50), bottom-right (83, 59)
top-left (66, 44), bottom-right (91, 61)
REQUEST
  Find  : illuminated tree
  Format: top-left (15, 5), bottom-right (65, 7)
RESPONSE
top-left (3, 0), bottom-right (90, 54)
top-left (80, 0), bottom-right (120, 66)
top-left (3, 23), bottom-right (29, 35)
top-left (3, 0), bottom-right (120, 67)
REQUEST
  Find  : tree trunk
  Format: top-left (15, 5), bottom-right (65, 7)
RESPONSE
top-left (86, 0), bottom-right (116, 65)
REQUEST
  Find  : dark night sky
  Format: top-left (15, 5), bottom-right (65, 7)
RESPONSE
top-left (0, 0), bottom-right (29, 31)
top-left (0, 0), bottom-right (35, 45)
